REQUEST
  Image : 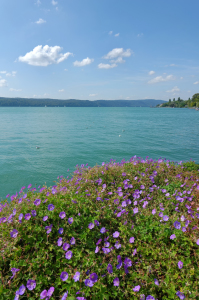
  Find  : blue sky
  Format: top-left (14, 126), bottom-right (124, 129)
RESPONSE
top-left (0, 0), bottom-right (199, 101)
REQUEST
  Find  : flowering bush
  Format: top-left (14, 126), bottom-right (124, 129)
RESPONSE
top-left (0, 156), bottom-right (199, 299)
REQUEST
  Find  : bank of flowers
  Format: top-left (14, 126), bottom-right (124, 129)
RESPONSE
top-left (0, 156), bottom-right (199, 299)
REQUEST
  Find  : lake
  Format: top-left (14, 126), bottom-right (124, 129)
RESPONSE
top-left (0, 107), bottom-right (198, 203)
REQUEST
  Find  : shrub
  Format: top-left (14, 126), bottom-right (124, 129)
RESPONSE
top-left (0, 156), bottom-right (199, 300)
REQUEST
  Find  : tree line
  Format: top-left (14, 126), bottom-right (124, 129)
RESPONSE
top-left (156, 93), bottom-right (199, 108)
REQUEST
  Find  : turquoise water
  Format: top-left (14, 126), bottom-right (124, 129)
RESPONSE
top-left (0, 107), bottom-right (198, 203)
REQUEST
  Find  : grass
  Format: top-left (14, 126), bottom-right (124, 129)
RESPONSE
top-left (0, 156), bottom-right (199, 300)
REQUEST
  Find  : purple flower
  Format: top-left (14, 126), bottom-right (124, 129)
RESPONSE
top-left (113, 231), bottom-right (120, 238)
top-left (129, 237), bottom-right (134, 243)
top-left (88, 222), bottom-right (94, 229)
top-left (18, 284), bottom-right (26, 295)
top-left (107, 264), bottom-right (113, 273)
top-left (154, 278), bottom-right (159, 285)
top-left (10, 268), bottom-right (20, 279)
top-left (10, 229), bottom-right (18, 238)
top-left (48, 204), bottom-right (55, 211)
top-left (133, 285), bottom-right (140, 292)
top-left (47, 287), bottom-right (54, 297)
top-left (61, 291), bottom-right (68, 300)
top-left (174, 221), bottom-right (181, 229)
top-left (57, 237), bottom-right (62, 246)
top-left (43, 215), bottom-right (48, 221)
top-left (68, 217), bottom-right (73, 224)
top-left (40, 290), bottom-right (47, 299)
top-left (59, 211), bottom-right (66, 219)
top-left (124, 257), bottom-right (132, 267)
top-left (113, 277), bottom-right (120, 286)
top-left (95, 246), bottom-right (99, 253)
top-left (170, 234), bottom-right (176, 240)
top-left (176, 291), bottom-right (185, 299)
top-left (178, 261), bottom-right (183, 269)
top-left (96, 238), bottom-right (102, 245)
top-left (114, 240), bottom-right (121, 249)
top-left (60, 271), bottom-right (68, 281)
top-left (45, 224), bottom-right (53, 234)
top-left (84, 279), bottom-right (94, 287)
top-left (58, 227), bottom-right (64, 234)
top-left (26, 279), bottom-right (36, 291)
top-left (90, 272), bottom-right (98, 283)
top-left (94, 220), bottom-right (99, 226)
top-left (73, 271), bottom-right (80, 282)
top-left (34, 199), bottom-right (41, 206)
top-left (31, 210), bottom-right (37, 217)
top-left (70, 237), bottom-right (76, 245)
top-left (65, 250), bottom-right (73, 259)
top-left (63, 243), bottom-right (70, 251)
top-left (100, 227), bottom-right (106, 234)
top-left (25, 213), bottom-right (31, 220)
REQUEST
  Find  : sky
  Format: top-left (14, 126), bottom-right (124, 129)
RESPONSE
top-left (0, 0), bottom-right (199, 101)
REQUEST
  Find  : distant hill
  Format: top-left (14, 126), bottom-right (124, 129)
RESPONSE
top-left (0, 97), bottom-right (166, 107)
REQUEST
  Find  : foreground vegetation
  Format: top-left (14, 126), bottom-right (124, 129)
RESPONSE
top-left (156, 93), bottom-right (199, 108)
top-left (0, 157), bottom-right (199, 300)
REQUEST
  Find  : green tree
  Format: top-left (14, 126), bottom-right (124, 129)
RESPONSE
top-left (173, 98), bottom-right (175, 102)
top-left (192, 93), bottom-right (199, 101)
top-left (169, 99), bottom-right (171, 102)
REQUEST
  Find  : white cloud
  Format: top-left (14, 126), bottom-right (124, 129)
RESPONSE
top-left (110, 57), bottom-right (125, 64)
top-left (166, 86), bottom-right (180, 93)
top-left (114, 33), bottom-right (119, 37)
top-left (35, 0), bottom-right (41, 6)
top-left (98, 63), bottom-right (117, 69)
top-left (137, 33), bottom-right (143, 37)
top-left (149, 70), bottom-right (155, 75)
top-left (58, 89), bottom-right (64, 92)
top-left (36, 18), bottom-right (46, 24)
top-left (18, 45), bottom-right (73, 66)
top-left (52, 0), bottom-right (58, 5)
top-left (89, 94), bottom-right (97, 97)
top-left (180, 77), bottom-right (183, 79)
top-left (103, 48), bottom-right (132, 59)
top-left (170, 64), bottom-right (176, 66)
top-left (73, 57), bottom-right (94, 67)
top-left (0, 79), bottom-right (8, 87)
top-left (0, 71), bottom-right (6, 74)
top-left (6, 71), bottom-right (16, 77)
top-left (148, 75), bottom-right (175, 84)
top-left (109, 31), bottom-right (113, 35)
top-left (64, 69), bottom-right (68, 71)
top-left (194, 81), bottom-right (199, 84)
top-left (10, 88), bottom-right (22, 92)
top-left (126, 97), bottom-right (130, 99)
